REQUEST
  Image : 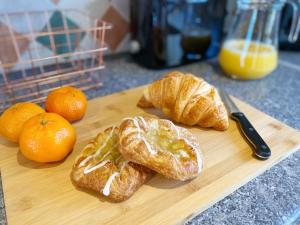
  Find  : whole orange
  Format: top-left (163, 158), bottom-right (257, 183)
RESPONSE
top-left (45, 86), bottom-right (87, 122)
top-left (0, 102), bottom-right (44, 143)
top-left (19, 112), bottom-right (76, 163)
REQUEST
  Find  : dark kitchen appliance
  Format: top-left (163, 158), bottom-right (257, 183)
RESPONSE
top-left (279, 2), bottom-right (300, 50)
top-left (130, 0), bottom-right (226, 69)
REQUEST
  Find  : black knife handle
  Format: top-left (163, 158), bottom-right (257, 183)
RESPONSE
top-left (231, 112), bottom-right (271, 159)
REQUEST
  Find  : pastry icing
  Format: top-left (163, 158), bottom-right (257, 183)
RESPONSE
top-left (182, 139), bottom-right (202, 174)
top-left (103, 172), bottom-right (119, 196)
top-left (124, 117), bottom-right (157, 155)
top-left (79, 155), bottom-right (93, 167)
top-left (83, 160), bottom-right (109, 174)
top-left (164, 119), bottom-right (180, 138)
top-left (139, 116), bottom-right (148, 128)
top-left (142, 137), bottom-right (157, 155)
top-left (95, 126), bottom-right (116, 157)
top-left (79, 126), bottom-right (116, 167)
top-left (179, 149), bottom-right (189, 158)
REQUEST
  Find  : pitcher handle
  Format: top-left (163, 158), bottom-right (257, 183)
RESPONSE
top-left (286, 0), bottom-right (300, 42)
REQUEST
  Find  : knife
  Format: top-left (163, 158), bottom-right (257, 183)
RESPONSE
top-left (220, 90), bottom-right (271, 160)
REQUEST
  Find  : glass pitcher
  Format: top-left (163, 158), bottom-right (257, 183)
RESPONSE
top-left (219, 0), bottom-right (300, 80)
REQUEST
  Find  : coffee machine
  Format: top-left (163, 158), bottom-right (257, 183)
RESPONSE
top-left (130, 0), bottom-right (227, 69)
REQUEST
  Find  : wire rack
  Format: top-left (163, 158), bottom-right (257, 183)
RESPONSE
top-left (0, 9), bottom-right (111, 111)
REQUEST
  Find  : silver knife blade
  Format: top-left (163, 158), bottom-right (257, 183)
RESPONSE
top-left (219, 90), bottom-right (240, 114)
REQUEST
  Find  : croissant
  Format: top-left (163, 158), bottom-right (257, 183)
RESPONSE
top-left (138, 71), bottom-right (229, 131)
top-left (71, 126), bottom-right (153, 202)
top-left (119, 116), bottom-right (203, 181)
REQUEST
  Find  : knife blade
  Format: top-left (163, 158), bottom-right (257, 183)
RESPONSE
top-left (220, 90), bottom-right (271, 160)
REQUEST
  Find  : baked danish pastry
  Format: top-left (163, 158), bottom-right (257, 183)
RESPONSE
top-left (138, 71), bottom-right (229, 131)
top-left (119, 116), bottom-right (203, 181)
top-left (71, 126), bottom-right (153, 202)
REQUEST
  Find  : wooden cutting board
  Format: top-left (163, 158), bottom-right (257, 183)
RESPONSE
top-left (1, 86), bottom-right (300, 225)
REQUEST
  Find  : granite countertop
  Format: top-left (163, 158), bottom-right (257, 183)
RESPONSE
top-left (1, 52), bottom-right (300, 225)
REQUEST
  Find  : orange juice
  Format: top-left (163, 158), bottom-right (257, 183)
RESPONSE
top-left (219, 39), bottom-right (278, 80)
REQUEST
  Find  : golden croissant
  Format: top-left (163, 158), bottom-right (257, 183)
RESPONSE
top-left (138, 71), bottom-right (229, 131)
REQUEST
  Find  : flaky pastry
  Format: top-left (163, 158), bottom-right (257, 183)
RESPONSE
top-left (119, 116), bottom-right (203, 181)
top-left (71, 126), bottom-right (153, 202)
top-left (138, 71), bottom-right (229, 131)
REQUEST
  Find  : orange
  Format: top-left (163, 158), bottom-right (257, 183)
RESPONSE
top-left (0, 102), bottom-right (44, 143)
top-left (45, 86), bottom-right (87, 122)
top-left (19, 112), bottom-right (76, 163)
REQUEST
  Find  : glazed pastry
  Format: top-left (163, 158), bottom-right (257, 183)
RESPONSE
top-left (138, 71), bottom-right (229, 131)
top-left (119, 116), bottom-right (203, 181)
top-left (71, 126), bottom-right (153, 202)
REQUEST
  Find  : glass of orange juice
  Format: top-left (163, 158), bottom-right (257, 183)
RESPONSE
top-left (219, 0), bottom-right (300, 80)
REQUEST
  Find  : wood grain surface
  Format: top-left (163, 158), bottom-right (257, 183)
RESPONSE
top-left (0, 86), bottom-right (300, 225)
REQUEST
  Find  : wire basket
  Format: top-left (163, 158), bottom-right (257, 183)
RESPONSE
top-left (0, 9), bottom-right (111, 112)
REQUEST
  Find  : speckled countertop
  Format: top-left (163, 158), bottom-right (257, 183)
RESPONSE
top-left (1, 52), bottom-right (300, 225)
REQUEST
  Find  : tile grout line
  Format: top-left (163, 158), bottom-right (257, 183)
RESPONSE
top-left (279, 59), bottom-right (300, 72)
